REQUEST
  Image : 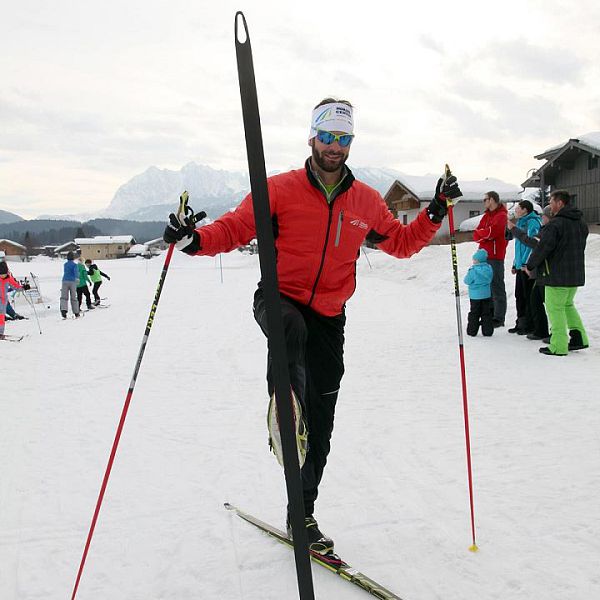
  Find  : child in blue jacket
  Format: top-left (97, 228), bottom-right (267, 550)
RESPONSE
top-left (464, 248), bottom-right (494, 336)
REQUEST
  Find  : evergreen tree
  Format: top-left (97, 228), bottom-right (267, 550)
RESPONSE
top-left (23, 230), bottom-right (37, 258)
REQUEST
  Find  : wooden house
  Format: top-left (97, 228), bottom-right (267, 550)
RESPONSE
top-left (522, 133), bottom-right (600, 224)
top-left (75, 236), bottom-right (136, 260)
top-left (0, 239), bottom-right (27, 260)
top-left (383, 180), bottom-right (502, 240)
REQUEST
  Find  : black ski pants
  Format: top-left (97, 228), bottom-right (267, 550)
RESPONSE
top-left (92, 281), bottom-right (102, 303)
top-left (467, 298), bottom-right (493, 336)
top-left (488, 259), bottom-right (507, 323)
top-left (253, 289), bottom-right (345, 517)
top-left (514, 270), bottom-right (535, 331)
top-left (77, 285), bottom-right (92, 309)
top-left (530, 282), bottom-right (549, 338)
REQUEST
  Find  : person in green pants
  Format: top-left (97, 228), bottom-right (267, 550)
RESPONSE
top-left (525, 189), bottom-right (589, 356)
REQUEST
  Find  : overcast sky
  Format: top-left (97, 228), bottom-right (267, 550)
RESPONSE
top-left (1, 0), bottom-right (599, 218)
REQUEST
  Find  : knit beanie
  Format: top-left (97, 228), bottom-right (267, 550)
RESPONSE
top-left (473, 248), bottom-right (488, 263)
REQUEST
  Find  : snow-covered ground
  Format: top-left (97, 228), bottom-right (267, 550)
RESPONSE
top-left (1, 238), bottom-right (599, 600)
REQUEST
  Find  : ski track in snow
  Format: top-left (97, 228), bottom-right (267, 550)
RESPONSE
top-left (1, 239), bottom-right (599, 600)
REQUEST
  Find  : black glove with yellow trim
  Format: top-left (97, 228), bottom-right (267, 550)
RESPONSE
top-left (427, 169), bottom-right (462, 223)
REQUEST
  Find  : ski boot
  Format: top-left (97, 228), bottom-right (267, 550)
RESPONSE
top-left (267, 390), bottom-right (308, 468)
top-left (569, 329), bottom-right (589, 351)
top-left (287, 515), bottom-right (334, 555)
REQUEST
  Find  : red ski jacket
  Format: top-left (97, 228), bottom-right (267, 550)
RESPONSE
top-left (473, 204), bottom-right (508, 260)
top-left (193, 162), bottom-right (440, 316)
top-left (1, 273), bottom-right (21, 305)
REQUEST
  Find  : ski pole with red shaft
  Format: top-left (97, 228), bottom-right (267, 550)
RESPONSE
top-left (71, 192), bottom-right (206, 599)
top-left (444, 164), bottom-right (479, 552)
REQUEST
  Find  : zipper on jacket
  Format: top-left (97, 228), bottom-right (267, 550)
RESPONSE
top-left (308, 203), bottom-right (335, 307)
top-left (334, 210), bottom-right (344, 247)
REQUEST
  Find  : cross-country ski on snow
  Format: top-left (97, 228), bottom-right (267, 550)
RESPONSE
top-left (225, 503), bottom-right (404, 599)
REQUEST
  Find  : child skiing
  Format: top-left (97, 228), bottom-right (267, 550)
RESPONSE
top-left (464, 248), bottom-right (494, 337)
top-left (85, 259), bottom-right (110, 305)
top-left (76, 256), bottom-right (94, 311)
top-left (0, 261), bottom-right (27, 338)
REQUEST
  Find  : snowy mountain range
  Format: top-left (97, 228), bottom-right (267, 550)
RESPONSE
top-left (99, 163), bottom-right (522, 222)
top-left (31, 162), bottom-right (522, 222)
top-left (0, 209), bottom-right (24, 224)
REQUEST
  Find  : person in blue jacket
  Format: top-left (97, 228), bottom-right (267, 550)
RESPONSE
top-left (60, 251), bottom-right (81, 318)
top-left (464, 248), bottom-right (494, 336)
top-left (508, 200), bottom-right (542, 334)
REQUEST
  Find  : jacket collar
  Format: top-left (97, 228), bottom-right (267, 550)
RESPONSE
top-left (304, 158), bottom-right (355, 201)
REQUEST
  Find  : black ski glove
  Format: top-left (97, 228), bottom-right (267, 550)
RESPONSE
top-left (23, 283), bottom-right (31, 291)
top-left (163, 213), bottom-right (202, 254)
top-left (427, 173), bottom-right (462, 223)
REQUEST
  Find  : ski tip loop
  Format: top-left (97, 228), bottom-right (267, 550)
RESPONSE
top-left (468, 543), bottom-right (479, 553)
top-left (235, 11), bottom-right (249, 45)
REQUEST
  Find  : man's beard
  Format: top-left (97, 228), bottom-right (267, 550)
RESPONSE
top-left (311, 145), bottom-right (348, 173)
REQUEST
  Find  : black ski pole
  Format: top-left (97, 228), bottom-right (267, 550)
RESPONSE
top-left (71, 193), bottom-right (205, 599)
top-left (234, 12), bottom-right (315, 600)
top-left (445, 164), bottom-right (478, 552)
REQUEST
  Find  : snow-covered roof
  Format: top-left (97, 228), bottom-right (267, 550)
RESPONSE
top-left (75, 236), bottom-right (135, 245)
top-left (0, 239), bottom-right (26, 250)
top-left (127, 244), bottom-right (149, 255)
top-left (145, 238), bottom-right (166, 246)
top-left (54, 241), bottom-right (78, 252)
top-left (540, 132), bottom-right (600, 157)
top-left (457, 215), bottom-right (483, 232)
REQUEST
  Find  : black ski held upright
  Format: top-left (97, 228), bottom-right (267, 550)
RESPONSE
top-left (234, 12), bottom-right (315, 600)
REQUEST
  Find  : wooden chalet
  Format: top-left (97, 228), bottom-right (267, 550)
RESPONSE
top-left (522, 133), bottom-right (600, 224)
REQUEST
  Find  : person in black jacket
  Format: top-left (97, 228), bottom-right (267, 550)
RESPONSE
top-left (507, 205), bottom-right (552, 340)
top-left (525, 190), bottom-right (589, 356)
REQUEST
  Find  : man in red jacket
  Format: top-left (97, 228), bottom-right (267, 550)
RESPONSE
top-left (473, 191), bottom-right (508, 327)
top-left (164, 97), bottom-right (462, 553)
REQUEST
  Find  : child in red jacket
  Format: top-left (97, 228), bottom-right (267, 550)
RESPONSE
top-left (0, 261), bottom-right (25, 337)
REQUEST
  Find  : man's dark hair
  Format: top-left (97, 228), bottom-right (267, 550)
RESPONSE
top-left (486, 191), bottom-right (500, 204)
top-left (519, 200), bottom-right (534, 214)
top-left (550, 189), bottom-right (571, 204)
top-left (314, 97), bottom-right (353, 109)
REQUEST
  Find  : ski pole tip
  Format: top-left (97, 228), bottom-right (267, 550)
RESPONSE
top-left (468, 543), bottom-right (479, 553)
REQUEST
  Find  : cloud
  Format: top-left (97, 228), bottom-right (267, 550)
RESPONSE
top-left (419, 35), bottom-right (445, 55)
top-left (0, 92), bottom-right (249, 175)
top-left (480, 38), bottom-right (585, 84)
top-left (424, 75), bottom-right (571, 140)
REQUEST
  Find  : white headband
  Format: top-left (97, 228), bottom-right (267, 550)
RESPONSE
top-left (309, 102), bottom-right (354, 139)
